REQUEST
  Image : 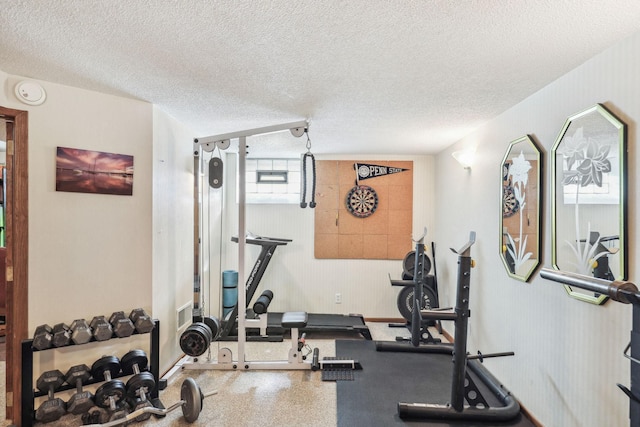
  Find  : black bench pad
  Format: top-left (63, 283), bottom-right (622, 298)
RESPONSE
top-left (281, 311), bottom-right (308, 328)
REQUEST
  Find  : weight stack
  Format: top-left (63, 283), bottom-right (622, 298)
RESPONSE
top-left (222, 270), bottom-right (238, 317)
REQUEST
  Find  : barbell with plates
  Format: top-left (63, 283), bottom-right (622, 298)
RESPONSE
top-left (83, 377), bottom-right (215, 426)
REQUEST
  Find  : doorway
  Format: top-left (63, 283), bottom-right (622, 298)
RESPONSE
top-left (0, 107), bottom-right (28, 425)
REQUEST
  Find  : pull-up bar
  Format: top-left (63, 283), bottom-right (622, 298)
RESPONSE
top-left (540, 268), bottom-right (639, 304)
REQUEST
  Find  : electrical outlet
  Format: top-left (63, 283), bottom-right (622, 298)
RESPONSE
top-left (335, 293), bottom-right (342, 304)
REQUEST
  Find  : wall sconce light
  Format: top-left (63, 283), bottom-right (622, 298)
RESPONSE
top-left (452, 148), bottom-right (476, 170)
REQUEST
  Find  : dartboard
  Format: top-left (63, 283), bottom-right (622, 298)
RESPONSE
top-left (503, 185), bottom-right (519, 217)
top-left (346, 185), bottom-right (378, 218)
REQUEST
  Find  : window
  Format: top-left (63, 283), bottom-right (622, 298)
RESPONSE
top-left (257, 170), bottom-right (288, 184)
top-left (245, 158), bottom-right (300, 204)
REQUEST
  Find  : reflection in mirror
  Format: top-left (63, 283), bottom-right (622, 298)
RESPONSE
top-left (551, 104), bottom-right (627, 304)
top-left (500, 135), bottom-right (542, 282)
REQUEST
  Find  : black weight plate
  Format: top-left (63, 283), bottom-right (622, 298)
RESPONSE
top-left (126, 371), bottom-right (156, 398)
top-left (397, 285), bottom-right (438, 322)
top-left (95, 380), bottom-right (126, 409)
top-left (121, 349), bottom-right (148, 375)
top-left (181, 377), bottom-right (202, 423)
top-left (203, 316), bottom-right (221, 341)
top-left (91, 355), bottom-right (121, 381)
top-left (402, 250), bottom-right (432, 279)
top-left (402, 251), bottom-right (415, 279)
top-left (180, 323), bottom-right (212, 357)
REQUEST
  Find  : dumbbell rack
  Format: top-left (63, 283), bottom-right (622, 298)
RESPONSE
top-left (20, 320), bottom-right (161, 427)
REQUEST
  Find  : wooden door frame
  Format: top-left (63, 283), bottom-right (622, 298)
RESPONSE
top-left (0, 106), bottom-right (28, 424)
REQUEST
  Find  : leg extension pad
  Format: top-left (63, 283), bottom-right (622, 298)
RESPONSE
top-left (281, 312), bottom-right (308, 328)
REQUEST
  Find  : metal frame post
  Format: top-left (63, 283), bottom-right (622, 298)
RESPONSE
top-left (451, 250), bottom-right (472, 411)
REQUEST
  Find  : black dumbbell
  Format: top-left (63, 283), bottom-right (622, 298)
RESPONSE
top-left (33, 324), bottom-right (53, 350)
top-left (52, 323), bottom-right (72, 347)
top-left (109, 311), bottom-right (135, 338)
top-left (129, 308), bottom-right (155, 334)
top-left (92, 355), bottom-right (128, 422)
top-left (122, 349), bottom-right (155, 421)
top-left (35, 369), bottom-right (66, 423)
top-left (70, 318), bottom-right (93, 345)
top-left (90, 316), bottom-right (114, 341)
top-left (65, 364), bottom-right (94, 415)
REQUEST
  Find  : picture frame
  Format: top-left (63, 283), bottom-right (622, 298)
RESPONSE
top-left (55, 147), bottom-right (134, 196)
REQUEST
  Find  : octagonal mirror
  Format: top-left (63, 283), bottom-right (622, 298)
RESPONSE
top-left (551, 104), bottom-right (627, 304)
top-left (500, 135), bottom-right (542, 282)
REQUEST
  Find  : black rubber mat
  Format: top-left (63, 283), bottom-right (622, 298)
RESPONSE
top-left (322, 369), bottom-right (354, 381)
top-left (336, 340), bottom-right (535, 427)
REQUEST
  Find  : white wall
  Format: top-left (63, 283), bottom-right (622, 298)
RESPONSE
top-left (1, 71), bottom-right (153, 374)
top-left (151, 107), bottom-right (199, 372)
top-left (434, 31), bottom-right (640, 427)
top-left (204, 153), bottom-right (435, 318)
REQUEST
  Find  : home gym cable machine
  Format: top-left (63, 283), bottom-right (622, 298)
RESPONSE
top-left (181, 121), bottom-right (363, 372)
top-left (540, 268), bottom-right (640, 426)
top-left (183, 121), bottom-right (311, 370)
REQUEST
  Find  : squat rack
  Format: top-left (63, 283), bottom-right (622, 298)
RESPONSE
top-left (388, 232), bottom-right (521, 422)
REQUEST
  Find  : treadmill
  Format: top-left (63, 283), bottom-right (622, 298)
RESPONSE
top-left (222, 234), bottom-right (372, 341)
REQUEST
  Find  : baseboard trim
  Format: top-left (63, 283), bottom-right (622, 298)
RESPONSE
top-left (364, 317), bottom-right (406, 323)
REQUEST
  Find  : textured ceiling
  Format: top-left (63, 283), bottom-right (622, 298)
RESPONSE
top-left (2, 1), bottom-right (640, 157)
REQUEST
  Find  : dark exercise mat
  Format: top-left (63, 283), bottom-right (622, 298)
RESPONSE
top-left (336, 340), bottom-right (535, 427)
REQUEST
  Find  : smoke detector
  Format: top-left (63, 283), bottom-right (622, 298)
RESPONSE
top-left (14, 80), bottom-right (47, 106)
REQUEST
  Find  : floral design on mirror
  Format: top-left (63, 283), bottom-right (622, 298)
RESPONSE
top-left (500, 135), bottom-right (542, 282)
top-left (551, 104), bottom-right (627, 305)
